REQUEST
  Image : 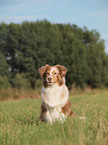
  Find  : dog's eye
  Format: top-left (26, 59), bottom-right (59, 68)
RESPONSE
top-left (46, 72), bottom-right (49, 75)
top-left (54, 73), bottom-right (57, 75)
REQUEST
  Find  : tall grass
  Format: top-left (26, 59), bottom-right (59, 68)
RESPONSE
top-left (0, 88), bottom-right (41, 101)
top-left (0, 91), bottom-right (108, 145)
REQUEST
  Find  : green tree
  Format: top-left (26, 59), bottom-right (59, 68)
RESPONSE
top-left (0, 51), bottom-right (10, 77)
top-left (0, 20), bottom-right (107, 89)
top-left (12, 73), bottom-right (30, 89)
top-left (0, 75), bottom-right (11, 89)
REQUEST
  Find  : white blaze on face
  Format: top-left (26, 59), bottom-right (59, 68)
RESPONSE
top-left (50, 67), bottom-right (59, 77)
top-left (47, 67), bottom-right (59, 84)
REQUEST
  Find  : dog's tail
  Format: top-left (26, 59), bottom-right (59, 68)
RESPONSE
top-left (70, 111), bottom-right (87, 119)
top-left (79, 116), bottom-right (87, 119)
top-left (69, 111), bottom-right (87, 119)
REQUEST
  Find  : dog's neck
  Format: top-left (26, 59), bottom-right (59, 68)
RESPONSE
top-left (41, 83), bottom-right (69, 107)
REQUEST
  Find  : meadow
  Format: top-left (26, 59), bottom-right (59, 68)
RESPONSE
top-left (0, 90), bottom-right (108, 145)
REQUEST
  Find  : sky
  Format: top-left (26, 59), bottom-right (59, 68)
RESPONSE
top-left (0, 0), bottom-right (108, 53)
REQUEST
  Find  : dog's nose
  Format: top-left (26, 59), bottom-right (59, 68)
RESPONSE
top-left (48, 77), bottom-right (52, 81)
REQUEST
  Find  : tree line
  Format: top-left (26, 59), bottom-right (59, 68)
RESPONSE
top-left (0, 20), bottom-right (108, 89)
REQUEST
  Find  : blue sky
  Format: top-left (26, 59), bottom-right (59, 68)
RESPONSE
top-left (0, 0), bottom-right (108, 53)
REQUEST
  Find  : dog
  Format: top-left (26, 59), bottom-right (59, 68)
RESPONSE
top-left (38, 64), bottom-right (74, 123)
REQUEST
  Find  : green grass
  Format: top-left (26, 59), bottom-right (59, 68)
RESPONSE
top-left (0, 91), bottom-right (108, 145)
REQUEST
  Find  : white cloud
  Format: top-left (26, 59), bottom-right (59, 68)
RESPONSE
top-left (80, 10), bottom-right (108, 17)
top-left (0, 0), bottom-right (51, 17)
top-left (0, 15), bottom-right (46, 23)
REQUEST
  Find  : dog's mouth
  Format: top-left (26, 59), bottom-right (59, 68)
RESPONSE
top-left (48, 81), bottom-right (55, 85)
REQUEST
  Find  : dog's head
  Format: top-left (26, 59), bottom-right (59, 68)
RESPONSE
top-left (39, 65), bottom-right (67, 87)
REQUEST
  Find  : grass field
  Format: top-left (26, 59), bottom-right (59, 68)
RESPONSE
top-left (0, 90), bottom-right (108, 145)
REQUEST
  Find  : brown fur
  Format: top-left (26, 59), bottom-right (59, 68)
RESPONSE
top-left (39, 102), bottom-right (47, 122)
top-left (56, 73), bottom-right (64, 86)
top-left (56, 65), bottom-right (67, 78)
top-left (62, 98), bottom-right (74, 116)
top-left (39, 65), bottom-right (51, 78)
top-left (42, 65), bottom-right (52, 88)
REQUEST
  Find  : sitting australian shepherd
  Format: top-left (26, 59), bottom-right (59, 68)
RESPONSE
top-left (39, 64), bottom-right (74, 123)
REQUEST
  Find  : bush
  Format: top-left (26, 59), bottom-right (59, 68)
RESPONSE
top-left (0, 75), bottom-right (11, 90)
top-left (35, 79), bottom-right (42, 88)
top-left (12, 73), bottom-right (30, 89)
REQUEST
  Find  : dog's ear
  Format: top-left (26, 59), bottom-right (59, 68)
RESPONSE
top-left (38, 65), bottom-right (50, 78)
top-left (56, 65), bottom-right (67, 77)
top-left (39, 66), bottom-right (46, 78)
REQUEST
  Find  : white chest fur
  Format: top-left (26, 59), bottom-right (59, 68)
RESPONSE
top-left (41, 84), bottom-right (69, 107)
top-left (41, 84), bottom-right (69, 123)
